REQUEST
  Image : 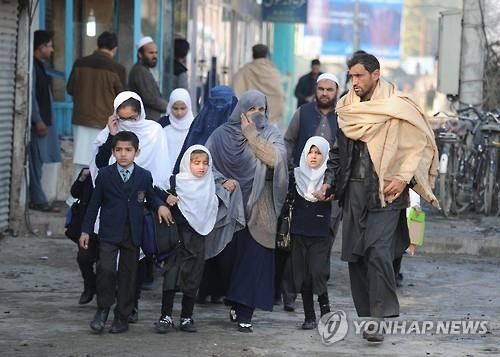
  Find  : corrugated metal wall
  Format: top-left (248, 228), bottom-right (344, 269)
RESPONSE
top-left (0, 1), bottom-right (19, 229)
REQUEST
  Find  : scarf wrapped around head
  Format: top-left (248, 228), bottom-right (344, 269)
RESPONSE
top-left (172, 85), bottom-right (237, 174)
top-left (90, 91), bottom-right (171, 190)
top-left (164, 88), bottom-right (195, 167)
top-left (336, 79), bottom-right (439, 208)
top-left (206, 90), bottom-right (288, 218)
top-left (294, 136), bottom-right (330, 202)
top-left (175, 145), bottom-right (218, 235)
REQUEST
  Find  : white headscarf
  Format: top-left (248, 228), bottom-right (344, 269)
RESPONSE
top-left (294, 136), bottom-right (330, 202)
top-left (164, 88), bottom-right (195, 166)
top-left (90, 91), bottom-right (171, 190)
top-left (176, 145), bottom-right (218, 235)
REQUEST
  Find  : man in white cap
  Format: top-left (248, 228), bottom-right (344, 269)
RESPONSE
top-left (276, 72), bottom-right (341, 313)
top-left (128, 36), bottom-right (167, 121)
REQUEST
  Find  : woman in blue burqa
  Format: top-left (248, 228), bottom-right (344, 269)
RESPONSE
top-left (205, 89), bottom-right (288, 332)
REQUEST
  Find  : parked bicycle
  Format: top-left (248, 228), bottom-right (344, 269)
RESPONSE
top-left (434, 107), bottom-right (500, 216)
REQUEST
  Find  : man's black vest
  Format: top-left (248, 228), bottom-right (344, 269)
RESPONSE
top-left (292, 102), bottom-right (337, 167)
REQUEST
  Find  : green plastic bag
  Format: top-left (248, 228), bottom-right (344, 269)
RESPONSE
top-left (407, 207), bottom-right (426, 246)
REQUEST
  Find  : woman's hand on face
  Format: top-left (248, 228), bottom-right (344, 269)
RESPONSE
top-left (107, 114), bottom-right (119, 136)
top-left (223, 179), bottom-right (238, 193)
top-left (240, 114), bottom-right (253, 131)
top-left (166, 195), bottom-right (178, 206)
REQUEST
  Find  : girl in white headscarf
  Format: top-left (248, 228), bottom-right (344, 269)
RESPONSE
top-left (155, 145), bottom-right (218, 334)
top-left (91, 91), bottom-right (171, 190)
top-left (289, 136), bottom-right (333, 330)
top-left (161, 88), bottom-right (195, 169)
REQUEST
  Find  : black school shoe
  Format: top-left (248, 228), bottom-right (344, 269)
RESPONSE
top-left (109, 317), bottom-right (129, 333)
top-left (78, 288), bottom-right (95, 305)
top-left (155, 315), bottom-right (173, 334)
top-left (90, 308), bottom-right (109, 333)
top-left (179, 317), bottom-right (197, 332)
top-left (301, 319), bottom-right (317, 330)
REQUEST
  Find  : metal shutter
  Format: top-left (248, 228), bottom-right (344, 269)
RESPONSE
top-left (0, 1), bottom-right (19, 229)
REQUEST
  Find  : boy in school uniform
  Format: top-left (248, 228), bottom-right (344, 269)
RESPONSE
top-left (80, 130), bottom-right (172, 334)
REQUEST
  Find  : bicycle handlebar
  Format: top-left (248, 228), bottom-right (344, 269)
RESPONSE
top-left (456, 106), bottom-right (482, 119)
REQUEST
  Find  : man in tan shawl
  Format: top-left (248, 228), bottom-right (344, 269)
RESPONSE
top-left (232, 44), bottom-right (285, 127)
top-left (322, 53), bottom-right (439, 343)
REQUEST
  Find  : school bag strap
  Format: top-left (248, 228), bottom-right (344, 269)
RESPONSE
top-left (168, 174), bottom-right (177, 196)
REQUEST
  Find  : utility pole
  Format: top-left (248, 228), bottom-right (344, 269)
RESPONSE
top-left (352, 0), bottom-right (361, 52)
top-left (459, 0), bottom-right (486, 107)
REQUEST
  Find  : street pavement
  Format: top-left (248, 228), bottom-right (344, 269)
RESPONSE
top-left (0, 217), bottom-right (499, 356)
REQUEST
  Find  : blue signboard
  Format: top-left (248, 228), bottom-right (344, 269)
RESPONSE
top-left (305, 0), bottom-right (403, 59)
top-left (262, 0), bottom-right (308, 24)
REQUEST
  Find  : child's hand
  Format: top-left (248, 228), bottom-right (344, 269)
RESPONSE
top-left (406, 243), bottom-right (417, 256)
top-left (107, 114), bottom-right (119, 135)
top-left (313, 184), bottom-right (333, 201)
top-left (158, 206), bottom-right (175, 225)
top-left (223, 179), bottom-right (238, 192)
top-left (166, 195), bottom-right (178, 206)
top-left (79, 233), bottom-right (90, 250)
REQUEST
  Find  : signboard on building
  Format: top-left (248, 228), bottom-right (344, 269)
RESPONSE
top-left (305, 0), bottom-right (403, 59)
top-left (262, 0), bottom-right (308, 23)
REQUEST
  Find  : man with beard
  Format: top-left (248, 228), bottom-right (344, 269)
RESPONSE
top-left (321, 53), bottom-right (439, 342)
top-left (128, 36), bottom-right (167, 121)
top-left (278, 73), bottom-right (341, 312)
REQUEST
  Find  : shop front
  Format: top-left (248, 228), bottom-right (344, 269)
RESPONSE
top-left (39, 0), bottom-right (187, 136)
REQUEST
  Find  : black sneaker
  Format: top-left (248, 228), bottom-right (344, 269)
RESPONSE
top-left (320, 304), bottom-right (331, 317)
top-left (238, 323), bottom-right (253, 333)
top-left (180, 317), bottom-right (197, 332)
top-left (128, 307), bottom-right (139, 323)
top-left (363, 321), bottom-right (385, 342)
top-left (155, 315), bottom-right (173, 334)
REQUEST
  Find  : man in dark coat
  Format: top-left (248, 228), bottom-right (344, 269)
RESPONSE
top-left (322, 53), bottom-right (413, 343)
top-left (294, 59), bottom-right (322, 108)
top-left (29, 30), bottom-right (61, 211)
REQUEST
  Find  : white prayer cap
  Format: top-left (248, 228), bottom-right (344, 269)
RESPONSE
top-left (136, 36), bottom-right (154, 50)
top-left (317, 73), bottom-right (339, 86)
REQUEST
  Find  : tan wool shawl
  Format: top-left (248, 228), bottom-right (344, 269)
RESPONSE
top-left (336, 79), bottom-right (440, 208)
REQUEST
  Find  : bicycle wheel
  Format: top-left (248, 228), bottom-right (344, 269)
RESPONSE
top-left (453, 145), bottom-right (473, 213)
top-left (439, 145), bottom-right (454, 216)
top-left (473, 154), bottom-right (488, 214)
top-left (484, 149), bottom-right (497, 215)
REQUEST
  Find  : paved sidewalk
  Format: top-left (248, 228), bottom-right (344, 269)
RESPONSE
top-left (1, 235), bottom-right (498, 357)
